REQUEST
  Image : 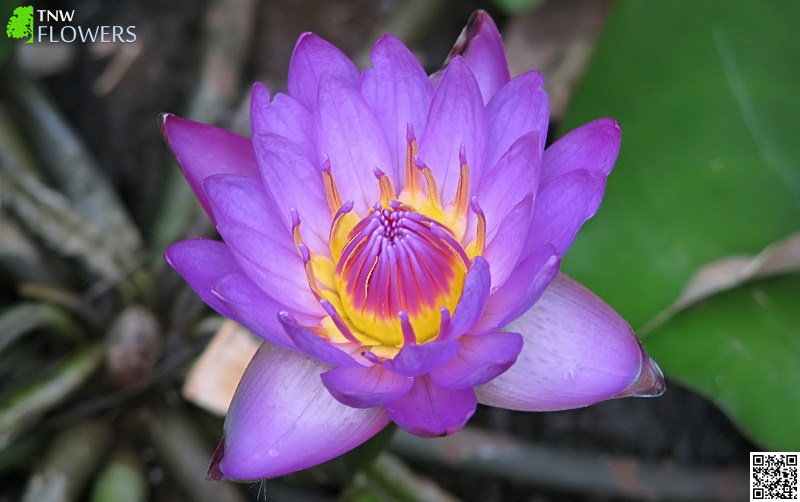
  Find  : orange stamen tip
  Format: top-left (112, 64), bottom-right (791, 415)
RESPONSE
top-left (470, 196), bottom-right (486, 255)
top-left (402, 128), bottom-right (422, 197)
top-left (452, 161), bottom-right (470, 215)
top-left (291, 208), bottom-right (302, 243)
top-left (296, 242), bottom-right (322, 299)
top-left (373, 167), bottom-right (396, 206)
top-left (291, 234), bottom-right (323, 301)
top-left (413, 158), bottom-right (442, 207)
top-left (322, 159), bottom-right (344, 216)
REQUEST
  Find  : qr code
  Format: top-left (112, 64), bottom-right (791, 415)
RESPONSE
top-left (751, 453), bottom-right (799, 500)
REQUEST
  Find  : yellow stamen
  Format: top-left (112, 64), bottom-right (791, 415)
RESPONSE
top-left (464, 197), bottom-right (487, 257)
top-left (402, 127), bottom-right (421, 196)
top-left (374, 168), bottom-right (396, 207)
top-left (451, 161), bottom-right (470, 217)
top-left (475, 213), bottom-right (486, 256)
top-left (329, 200), bottom-right (358, 261)
top-left (311, 254), bottom-right (336, 291)
top-left (442, 160), bottom-right (471, 239)
top-left (419, 164), bottom-right (442, 208)
top-left (291, 211), bottom-right (323, 300)
top-left (321, 159), bottom-right (344, 217)
top-left (297, 242), bottom-right (323, 300)
top-left (291, 216), bottom-right (303, 252)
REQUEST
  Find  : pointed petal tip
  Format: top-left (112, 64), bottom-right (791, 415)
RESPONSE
top-left (206, 436), bottom-right (226, 481)
top-left (600, 117), bottom-right (621, 132)
top-left (250, 83), bottom-right (270, 117)
top-left (439, 10), bottom-right (508, 104)
top-left (158, 113), bottom-right (190, 146)
top-left (157, 112), bottom-right (173, 136)
top-left (372, 32), bottom-right (401, 51)
top-left (294, 31), bottom-right (315, 47)
top-left (162, 244), bottom-right (179, 270)
top-left (466, 10), bottom-right (496, 34)
top-left (612, 344), bottom-right (666, 399)
top-left (291, 31), bottom-right (342, 61)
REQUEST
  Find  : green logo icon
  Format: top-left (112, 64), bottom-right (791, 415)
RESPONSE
top-left (6, 5), bottom-right (34, 44)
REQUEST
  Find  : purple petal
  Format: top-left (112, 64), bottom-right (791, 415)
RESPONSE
top-left (203, 176), bottom-right (322, 316)
top-left (476, 273), bottom-right (665, 411)
top-left (482, 194), bottom-right (534, 289)
top-left (527, 169), bottom-right (606, 256)
top-left (429, 331), bottom-right (523, 389)
top-left (472, 245), bottom-right (560, 335)
top-left (252, 92), bottom-right (316, 162)
top-left (385, 376), bottom-right (476, 437)
top-left (212, 274), bottom-right (298, 350)
top-left (279, 312), bottom-right (360, 368)
top-left (164, 239), bottom-right (241, 318)
top-left (216, 343), bottom-right (389, 480)
top-left (321, 364), bottom-right (414, 408)
top-left (361, 35), bottom-right (434, 184)
top-left (383, 340), bottom-right (461, 377)
top-left (484, 71), bottom-right (548, 172)
top-left (287, 33), bottom-right (360, 110)
top-left (474, 132), bottom-right (541, 243)
top-left (541, 118), bottom-right (620, 187)
top-left (249, 82), bottom-right (270, 137)
top-left (216, 221), bottom-right (319, 316)
top-left (254, 133), bottom-right (330, 254)
top-left (418, 57), bottom-right (487, 204)
top-left (161, 114), bottom-right (259, 222)
top-left (317, 75), bottom-right (393, 214)
top-left (438, 10), bottom-right (510, 104)
top-left (442, 257), bottom-right (491, 339)
top-left (203, 174), bottom-right (287, 237)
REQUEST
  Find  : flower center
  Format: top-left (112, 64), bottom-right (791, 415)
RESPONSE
top-left (335, 203), bottom-right (468, 346)
top-left (290, 127), bottom-right (487, 355)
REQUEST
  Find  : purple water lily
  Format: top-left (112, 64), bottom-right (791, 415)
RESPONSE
top-left (163, 11), bottom-right (664, 481)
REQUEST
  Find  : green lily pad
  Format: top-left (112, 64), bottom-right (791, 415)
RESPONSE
top-left (644, 274), bottom-right (800, 450)
top-left (562, 0), bottom-right (800, 325)
top-left (559, 0), bottom-right (800, 449)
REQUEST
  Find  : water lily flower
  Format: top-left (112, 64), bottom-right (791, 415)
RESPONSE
top-left (163, 11), bottom-right (664, 481)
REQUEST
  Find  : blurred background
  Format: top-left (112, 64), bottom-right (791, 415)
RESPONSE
top-left (0, 0), bottom-right (797, 500)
